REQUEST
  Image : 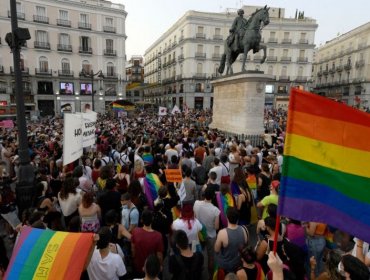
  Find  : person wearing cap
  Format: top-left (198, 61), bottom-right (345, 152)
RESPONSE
top-left (257, 180), bottom-right (279, 219)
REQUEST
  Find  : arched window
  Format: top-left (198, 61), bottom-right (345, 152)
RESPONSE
top-left (268, 65), bottom-right (273, 75)
top-left (61, 58), bottom-right (70, 73)
top-left (106, 62), bottom-right (115, 76)
top-left (39, 56), bottom-right (48, 72)
top-left (82, 60), bottom-right (91, 73)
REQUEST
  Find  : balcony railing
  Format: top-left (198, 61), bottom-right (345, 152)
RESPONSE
top-left (279, 76), bottom-right (290, 81)
top-left (212, 53), bottom-right (221, 60)
top-left (266, 56), bottom-right (277, 62)
top-left (297, 57), bottom-right (308, 63)
top-left (344, 64), bottom-right (352, 71)
top-left (0, 66), bottom-right (4, 73)
top-left (195, 52), bottom-right (206, 59)
top-left (176, 74), bottom-right (182, 80)
top-left (336, 66), bottom-right (343, 72)
top-left (280, 56), bottom-right (291, 62)
top-left (78, 22), bottom-right (91, 30)
top-left (79, 47), bottom-right (93, 54)
top-left (103, 26), bottom-right (116, 33)
top-left (35, 68), bottom-right (52, 75)
top-left (179, 36), bottom-right (184, 42)
top-left (58, 70), bottom-right (74, 77)
top-left (10, 66), bottom-right (29, 74)
top-left (196, 33), bottom-right (206, 39)
top-left (355, 60), bottom-right (365, 68)
top-left (0, 88), bottom-right (6, 94)
top-left (8, 11), bottom-right (25, 20)
top-left (281, 38), bottom-right (292, 44)
top-left (317, 71), bottom-right (322, 77)
top-left (178, 54), bottom-right (184, 61)
top-left (57, 44), bottom-right (72, 52)
top-left (57, 19), bottom-right (71, 27)
top-left (213, 35), bottom-right (223, 40)
top-left (34, 41), bottom-right (50, 50)
top-left (105, 72), bottom-right (118, 79)
top-left (268, 38), bottom-right (278, 43)
top-left (33, 15), bottom-right (49, 23)
top-left (253, 56), bottom-right (262, 62)
top-left (323, 70), bottom-right (329, 75)
top-left (194, 73), bottom-right (206, 79)
top-left (295, 76), bottom-right (307, 83)
top-left (104, 49), bottom-right (117, 56)
top-left (298, 39), bottom-right (309, 44)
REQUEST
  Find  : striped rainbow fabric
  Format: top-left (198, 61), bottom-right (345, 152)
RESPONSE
top-left (5, 226), bottom-right (93, 280)
top-left (246, 174), bottom-right (257, 190)
top-left (144, 173), bottom-right (163, 209)
top-left (216, 192), bottom-right (235, 228)
top-left (279, 88), bottom-right (370, 243)
top-left (112, 103), bottom-right (125, 111)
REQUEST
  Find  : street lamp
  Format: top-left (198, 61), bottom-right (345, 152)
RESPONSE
top-left (81, 69), bottom-right (104, 111)
top-left (7, 0), bottom-right (34, 216)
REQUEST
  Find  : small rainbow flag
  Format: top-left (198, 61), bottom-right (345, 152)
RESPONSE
top-left (144, 173), bottom-right (163, 209)
top-left (246, 174), bottom-right (257, 190)
top-left (171, 206), bottom-right (181, 220)
top-left (5, 226), bottom-right (93, 280)
top-left (279, 88), bottom-right (370, 243)
top-left (230, 181), bottom-right (241, 197)
top-left (216, 192), bottom-right (235, 228)
top-left (198, 223), bottom-right (208, 243)
top-left (142, 152), bottom-right (154, 166)
top-left (112, 102), bottom-right (126, 111)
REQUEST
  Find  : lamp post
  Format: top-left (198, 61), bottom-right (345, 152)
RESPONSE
top-left (81, 69), bottom-right (104, 111)
top-left (7, 0), bottom-right (34, 216)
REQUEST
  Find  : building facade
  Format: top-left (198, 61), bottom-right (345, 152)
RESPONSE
top-left (0, 0), bottom-right (127, 117)
top-left (313, 22), bottom-right (370, 108)
top-left (125, 55), bottom-right (145, 103)
top-left (143, 6), bottom-right (318, 110)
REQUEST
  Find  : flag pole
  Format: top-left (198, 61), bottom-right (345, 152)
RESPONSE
top-left (272, 215), bottom-right (281, 255)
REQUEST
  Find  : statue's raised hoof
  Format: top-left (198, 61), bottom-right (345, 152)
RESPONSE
top-left (261, 59), bottom-right (266, 64)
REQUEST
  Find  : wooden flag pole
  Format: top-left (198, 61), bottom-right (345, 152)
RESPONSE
top-left (273, 215), bottom-right (281, 255)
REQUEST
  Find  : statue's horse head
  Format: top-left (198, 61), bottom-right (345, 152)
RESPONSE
top-left (248, 5), bottom-right (270, 30)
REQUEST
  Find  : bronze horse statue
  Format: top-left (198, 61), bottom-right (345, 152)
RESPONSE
top-left (219, 6), bottom-right (270, 75)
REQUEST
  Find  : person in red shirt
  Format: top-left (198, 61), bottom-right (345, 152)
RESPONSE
top-left (131, 209), bottom-right (164, 278)
top-left (194, 140), bottom-right (206, 163)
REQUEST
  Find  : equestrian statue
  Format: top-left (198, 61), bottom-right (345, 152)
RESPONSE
top-left (219, 6), bottom-right (270, 75)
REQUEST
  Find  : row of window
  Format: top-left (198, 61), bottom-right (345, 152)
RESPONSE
top-left (11, 3), bottom-right (116, 31)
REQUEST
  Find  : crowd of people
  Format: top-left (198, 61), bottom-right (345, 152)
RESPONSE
top-left (0, 108), bottom-right (369, 280)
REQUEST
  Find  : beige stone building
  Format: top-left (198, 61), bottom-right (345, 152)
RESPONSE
top-left (313, 22), bottom-right (370, 108)
top-left (143, 5), bottom-right (317, 110)
top-left (0, 0), bottom-right (127, 116)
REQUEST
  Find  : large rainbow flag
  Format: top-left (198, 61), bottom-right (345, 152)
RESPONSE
top-left (278, 88), bottom-right (370, 243)
top-left (112, 102), bottom-right (126, 111)
top-left (5, 226), bottom-right (94, 280)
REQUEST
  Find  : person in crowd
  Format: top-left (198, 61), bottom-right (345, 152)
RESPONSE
top-left (58, 176), bottom-right (82, 227)
top-left (91, 159), bottom-right (102, 184)
top-left (309, 250), bottom-right (342, 280)
top-left (181, 168), bottom-right (196, 203)
top-left (87, 226), bottom-right (127, 280)
top-left (121, 192), bottom-right (139, 233)
top-left (97, 179), bottom-right (121, 225)
top-left (193, 186), bottom-right (220, 278)
top-left (131, 210), bottom-right (164, 278)
top-left (236, 245), bottom-right (264, 280)
top-left (257, 180), bottom-right (279, 220)
top-left (169, 229), bottom-right (204, 280)
top-left (228, 144), bottom-right (241, 180)
top-left (134, 254), bottom-right (161, 280)
top-left (306, 222), bottom-right (327, 277)
top-left (340, 254), bottom-right (370, 280)
top-left (172, 203), bottom-right (203, 252)
top-left (232, 167), bottom-right (252, 225)
top-left (215, 207), bottom-right (248, 274)
top-left (209, 157), bottom-right (223, 186)
top-left (114, 164), bottom-right (130, 194)
top-left (192, 156), bottom-right (207, 200)
top-left (78, 191), bottom-right (101, 233)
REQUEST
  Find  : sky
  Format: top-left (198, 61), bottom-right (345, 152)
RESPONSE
top-left (115, 0), bottom-right (370, 59)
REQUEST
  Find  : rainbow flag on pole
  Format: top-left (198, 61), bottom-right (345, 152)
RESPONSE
top-left (278, 88), bottom-right (370, 243)
top-left (144, 173), bottom-right (163, 209)
top-left (216, 192), bottom-right (235, 228)
top-left (112, 103), bottom-right (126, 111)
top-left (5, 226), bottom-right (94, 280)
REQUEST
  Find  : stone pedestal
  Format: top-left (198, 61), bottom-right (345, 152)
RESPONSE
top-left (210, 72), bottom-right (275, 135)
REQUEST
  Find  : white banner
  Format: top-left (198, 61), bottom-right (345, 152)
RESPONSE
top-left (63, 113), bottom-right (83, 166)
top-left (158, 106), bottom-right (167, 116)
top-left (171, 105), bottom-right (181, 115)
top-left (81, 111), bottom-right (97, 148)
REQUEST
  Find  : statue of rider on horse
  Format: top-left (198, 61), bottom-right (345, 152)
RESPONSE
top-left (219, 6), bottom-right (270, 75)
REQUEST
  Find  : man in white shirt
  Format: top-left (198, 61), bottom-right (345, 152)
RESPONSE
top-left (87, 227), bottom-right (126, 280)
top-left (209, 158), bottom-right (223, 186)
top-left (194, 187), bottom-right (220, 277)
